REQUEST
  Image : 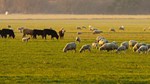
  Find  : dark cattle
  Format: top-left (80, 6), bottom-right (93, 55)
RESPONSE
top-left (58, 29), bottom-right (65, 39)
top-left (23, 29), bottom-right (33, 37)
top-left (1, 29), bottom-right (15, 38)
top-left (43, 29), bottom-right (59, 39)
top-left (33, 29), bottom-right (44, 39)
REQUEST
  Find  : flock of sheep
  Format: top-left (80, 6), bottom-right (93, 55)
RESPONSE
top-left (63, 25), bottom-right (150, 54)
top-left (63, 36), bottom-right (150, 54)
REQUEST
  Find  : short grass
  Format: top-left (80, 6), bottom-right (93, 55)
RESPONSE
top-left (0, 18), bottom-right (150, 83)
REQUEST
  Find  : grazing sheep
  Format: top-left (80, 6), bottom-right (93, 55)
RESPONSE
top-left (119, 26), bottom-right (125, 31)
top-left (146, 44), bottom-right (150, 49)
top-left (133, 43), bottom-right (146, 52)
top-left (99, 43), bottom-right (118, 52)
top-left (92, 42), bottom-right (99, 49)
top-left (79, 44), bottom-right (91, 53)
top-left (75, 37), bottom-right (81, 43)
top-left (120, 41), bottom-right (129, 49)
top-left (77, 32), bottom-right (82, 35)
top-left (98, 38), bottom-right (109, 46)
top-left (109, 28), bottom-right (116, 32)
top-left (93, 30), bottom-right (103, 34)
top-left (136, 45), bottom-right (148, 53)
top-left (143, 28), bottom-right (147, 31)
top-left (116, 45), bottom-right (127, 53)
top-left (96, 36), bottom-right (105, 42)
top-left (82, 26), bottom-right (86, 29)
top-left (129, 40), bottom-right (138, 48)
top-left (76, 26), bottom-right (82, 30)
top-left (63, 42), bottom-right (76, 53)
top-left (22, 37), bottom-right (30, 42)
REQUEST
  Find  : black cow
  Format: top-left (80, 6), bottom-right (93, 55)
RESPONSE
top-left (1, 29), bottom-right (15, 38)
top-left (43, 29), bottom-right (59, 39)
top-left (33, 29), bottom-right (44, 39)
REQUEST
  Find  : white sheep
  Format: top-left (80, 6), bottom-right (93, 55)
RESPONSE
top-left (75, 37), bottom-right (81, 43)
top-left (99, 43), bottom-right (118, 52)
top-left (22, 37), bottom-right (30, 42)
top-left (92, 42), bottom-right (99, 49)
top-left (119, 26), bottom-right (125, 31)
top-left (116, 45), bottom-right (127, 53)
top-left (98, 38), bottom-right (109, 46)
top-left (93, 30), bottom-right (103, 34)
top-left (129, 40), bottom-right (138, 48)
top-left (96, 36), bottom-right (105, 42)
top-left (120, 41), bottom-right (129, 49)
top-left (136, 45), bottom-right (148, 53)
top-left (79, 44), bottom-right (91, 53)
top-left (132, 43), bottom-right (146, 52)
top-left (63, 42), bottom-right (76, 53)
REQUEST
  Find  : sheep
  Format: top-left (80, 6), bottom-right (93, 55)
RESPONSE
top-left (92, 42), bottom-right (99, 49)
top-left (120, 41), bottom-right (129, 49)
top-left (79, 44), bottom-right (91, 53)
top-left (143, 28), bottom-right (147, 31)
top-left (119, 26), bottom-right (125, 31)
top-left (146, 44), bottom-right (150, 49)
top-left (136, 45), bottom-right (148, 53)
top-left (63, 42), bottom-right (76, 53)
top-left (77, 32), bottom-right (82, 35)
top-left (133, 43), bottom-right (146, 52)
top-left (109, 28), bottom-right (116, 32)
top-left (82, 26), bottom-right (86, 29)
top-left (76, 26), bottom-right (82, 30)
top-left (99, 43), bottom-right (118, 52)
top-left (116, 45), bottom-right (127, 53)
top-left (98, 38), bottom-right (109, 46)
top-left (75, 37), bottom-right (81, 43)
top-left (93, 30), bottom-right (103, 34)
top-left (22, 37), bottom-right (30, 42)
top-left (96, 36), bottom-right (105, 42)
top-left (129, 40), bottom-right (138, 48)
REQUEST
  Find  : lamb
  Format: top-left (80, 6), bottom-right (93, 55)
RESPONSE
top-left (22, 37), bottom-right (30, 42)
top-left (63, 42), bottom-right (76, 53)
top-left (79, 44), bottom-right (91, 53)
top-left (129, 40), bottom-right (138, 48)
top-left (93, 30), bottom-right (103, 34)
top-left (136, 45), bottom-right (148, 53)
top-left (116, 45), bottom-right (127, 53)
top-left (99, 43), bottom-right (118, 52)
top-left (120, 41), bottom-right (129, 49)
top-left (76, 26), bottom-right (81, 30)
top-left (75, 37), bottom-right (81, 43)
top-left (92, 42), bottom-right (99, 49)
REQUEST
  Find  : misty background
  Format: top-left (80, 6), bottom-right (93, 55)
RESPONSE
top-left (0, 0), bottom-right (150, 14)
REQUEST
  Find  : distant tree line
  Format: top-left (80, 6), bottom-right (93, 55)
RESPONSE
top-left (0, 0), bottom-right (150, 14)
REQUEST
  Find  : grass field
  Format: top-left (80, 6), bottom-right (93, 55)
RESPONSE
top-left (0, 15), bottom-right (150, 83)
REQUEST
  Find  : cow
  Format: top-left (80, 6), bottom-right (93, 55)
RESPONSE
top-left (22, 28), bottom-right (33, 37)
top-left (58, 28), bottom-right (65, 39)
top-left (43, 29), bottom-right (59, 39)
top-left (32, 29), bottom-right (44, 39)
top-left (1, 29), bottom-right (15, 38)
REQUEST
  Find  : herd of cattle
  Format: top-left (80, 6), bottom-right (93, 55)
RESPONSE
top-left (0, 27), bottom-right (65, 40)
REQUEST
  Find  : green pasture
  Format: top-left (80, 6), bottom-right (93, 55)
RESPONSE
top-left (0, 19), bottom-right (150, 83)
